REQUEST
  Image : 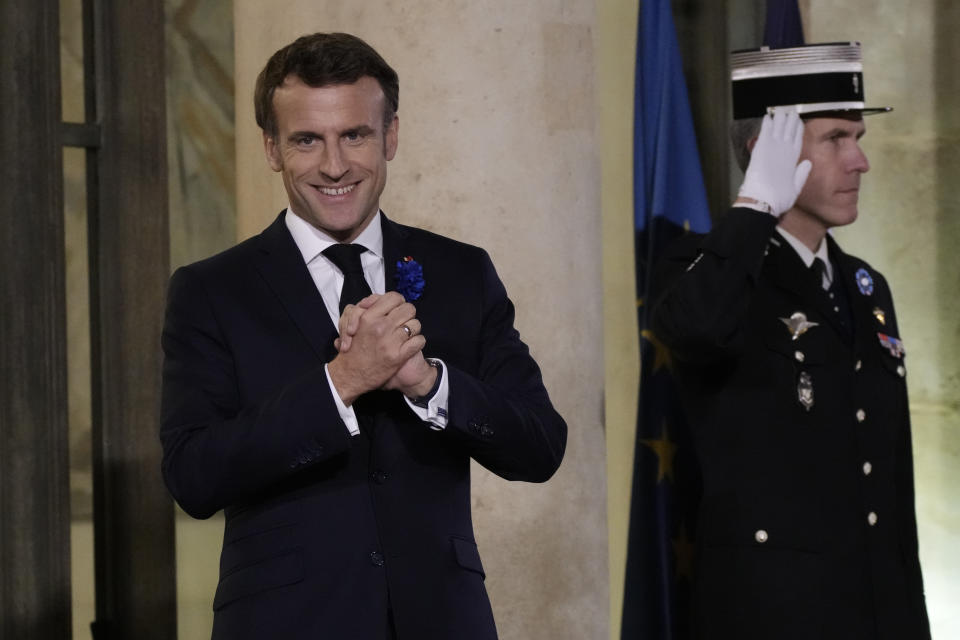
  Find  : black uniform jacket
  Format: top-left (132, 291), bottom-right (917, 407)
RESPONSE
top-left (651, 208), bottom-right (930, 640)
top-left (160, 211), bottom-right (567, 640)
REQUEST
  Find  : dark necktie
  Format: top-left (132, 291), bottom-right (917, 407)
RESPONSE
top-left (812, 256), bottom-right (853, 337)
top-left (322, 243), bottom-right (372, 314)
top-left (811, 257), bottom-right (828, 290)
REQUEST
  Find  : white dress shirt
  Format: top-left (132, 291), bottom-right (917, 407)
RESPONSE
top-left (284, 208), bottom-right (449, 435)
top-left (776, 226), bottom-right (833, 290)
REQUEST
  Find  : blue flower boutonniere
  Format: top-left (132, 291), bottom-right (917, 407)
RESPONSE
top-left (395, 256), bottom-right (425, 302)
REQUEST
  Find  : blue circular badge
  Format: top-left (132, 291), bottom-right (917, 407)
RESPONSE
top-left (855, 268), bottom-right (874, 296)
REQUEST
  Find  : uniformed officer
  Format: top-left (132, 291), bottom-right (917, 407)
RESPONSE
top-left (651, 42), bottom-right (931, 639)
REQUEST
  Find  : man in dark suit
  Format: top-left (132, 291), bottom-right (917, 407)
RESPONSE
top-left (160, 32), bottom-right (566, 640)
top-left (651, 43), bottom-right (930, 639)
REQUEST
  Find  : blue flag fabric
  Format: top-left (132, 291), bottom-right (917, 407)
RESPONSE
top-left (621, 0), bottom-right (711, 638)
top-left (763, 0), bottom-right (805, 48)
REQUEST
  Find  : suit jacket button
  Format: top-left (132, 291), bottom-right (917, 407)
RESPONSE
top-left (371, 470), bottom-right (388, 484)
top-left (370, 551), bottom-right (385, 567)
top-left (481, 426), bottom-right (494, 437)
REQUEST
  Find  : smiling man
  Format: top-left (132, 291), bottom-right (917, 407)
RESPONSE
top-left (160, 33), bottom-right (566, 640)
top-left (651, 43), bottom-right (930, 639)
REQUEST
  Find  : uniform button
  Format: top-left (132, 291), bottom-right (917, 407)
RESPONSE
top-left (856, 409), bottom-right (866, 423)
top-left (828, 291), bottom-right (835, 299)
top-left (863, 461), bottom-right (873, 476)
top-left (754, 529), bottom-right (768, 543)
top-left (794, 350), bottom-right (805, 363)
top-left (867, 512), bottom-right (878, 526)
top-left (370, 551), bottom-right (385, 567)
top-left (897, 365), bottom-right (906, 378)
top-left (371, 470), bottom-right (388, 484)
top-left (833, 306), bottom-right (840, 313)
top-left (854, 359), bottom-right (862, 372)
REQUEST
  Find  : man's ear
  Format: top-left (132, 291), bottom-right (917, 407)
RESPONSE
top-left (384, 115), bottom-right (399, 161)
top-left (263, 131), bottom-right (282, 172)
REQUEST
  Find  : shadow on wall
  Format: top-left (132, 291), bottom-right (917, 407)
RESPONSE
top-left (927, 2), bottom-right (960, 637)
top-left (934, 0), bottom-right (960, 406)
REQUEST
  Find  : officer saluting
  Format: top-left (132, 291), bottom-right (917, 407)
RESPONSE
top-left (652, 42), bottom-right (931, 639)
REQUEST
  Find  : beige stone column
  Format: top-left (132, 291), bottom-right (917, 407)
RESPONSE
top-left (597, 1), bottom-right (638, 638)
top-left (234, 2), bottom-right (608, 638)
top-left (806, 2), bottom-right (960, 637)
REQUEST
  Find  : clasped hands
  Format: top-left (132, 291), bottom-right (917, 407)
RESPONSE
top-left (326, 292), bottom-right (437, 407)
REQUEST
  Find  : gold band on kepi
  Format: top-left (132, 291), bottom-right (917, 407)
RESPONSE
top-left (731, 42), bottom-right (892, 119)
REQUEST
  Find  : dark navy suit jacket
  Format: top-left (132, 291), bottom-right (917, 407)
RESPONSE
top-left (160, 211), bottom-right (566, 639)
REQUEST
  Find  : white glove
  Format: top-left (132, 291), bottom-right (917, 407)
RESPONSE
top-left (737, 107), bottom-right (812, 216)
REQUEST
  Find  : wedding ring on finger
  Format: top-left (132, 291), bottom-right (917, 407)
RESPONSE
top-left (402, 325), bottom-right (412, 338)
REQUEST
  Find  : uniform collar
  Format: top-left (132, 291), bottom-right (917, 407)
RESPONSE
top-left (776, 226), bottom-right (833, 285)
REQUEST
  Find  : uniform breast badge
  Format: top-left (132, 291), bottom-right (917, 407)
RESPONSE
top-left (878, 332), bottom-right (905, 358)
top-left (797, 371), bottom-right (814, 411)
top-left (872, 307), bottom-right (886, 325)
top-left (855, 268), bottom-right (874, 295)
top-left (780, 311), bottom-right (819, 341)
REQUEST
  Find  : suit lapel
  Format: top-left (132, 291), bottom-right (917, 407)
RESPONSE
top-left (252, 212), bottom-right (338, 361)
top-left (380, 211), bottom-right (411, 298)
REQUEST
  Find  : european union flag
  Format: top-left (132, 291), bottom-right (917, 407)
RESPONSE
top-left (621, 0), bottom-right (710, 638)
top-left (763, 0), bottom-right (805, 48)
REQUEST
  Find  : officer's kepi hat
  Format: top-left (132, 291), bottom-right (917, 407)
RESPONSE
top-left (730, 41), bottom-right (892, 119)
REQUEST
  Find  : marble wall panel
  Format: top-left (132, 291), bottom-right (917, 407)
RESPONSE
top-left (166, 0), bottom-right (236, 270)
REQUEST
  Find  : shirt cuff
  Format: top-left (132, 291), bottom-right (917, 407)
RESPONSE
top-left (733, 197), bottom-right (779, 217)
top-left (324, 363), bottom-right (360, 436)
top-left (403, 358), bottom-right (449, 430)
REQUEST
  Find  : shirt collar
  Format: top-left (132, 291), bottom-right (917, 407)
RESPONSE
top-left (284, 208), bottom-right (384, 265)
top-left (776, 226), bottom-right (832, 283)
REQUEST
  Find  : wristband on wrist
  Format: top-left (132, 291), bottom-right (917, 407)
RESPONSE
top-left (408, 358), bottom-right (442, 408)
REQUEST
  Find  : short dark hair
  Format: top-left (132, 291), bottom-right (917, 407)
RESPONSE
top-left (254, 32), bottom-right (399, 138)
top-left (729, 117), bottom-right (762, 172)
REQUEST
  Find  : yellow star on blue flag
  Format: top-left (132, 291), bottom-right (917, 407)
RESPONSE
top-left (641, 420), bottom-right (677, 484)
top-left (641, 329), bottom-right (673, 373)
